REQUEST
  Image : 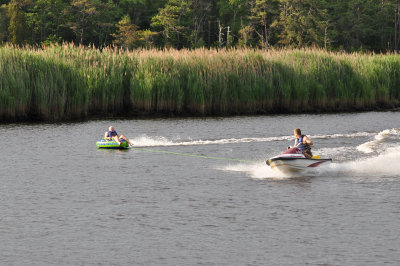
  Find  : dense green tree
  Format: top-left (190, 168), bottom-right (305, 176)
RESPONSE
top-left (327, 0), bottom-right (389, 51)
top-left (0, 4), bottom-right (9, 42)
top-left (65, 0), bottom-right (117, 45)
top-left (112, 15), bottom-right (156, 48)
top-left (248, 0), bottom-right (279, 49)
top-left (378, 0), bottom-right (397, 52)
top-left (0, 0), bottom-right (400, 51)
top-left (112, 15), bottom-right (139, 48)
top-left (7, 1), bottom-right (30, 44)
top-left (151, 0), bottom-right (192, 48)
top-left (65, 0), bottom-right (96, 44)
top-left (27, 0), bottom-right (67, 44)
top-left (189, 0), bottom-right (214, 47)
top-left (395, 0), bottom-right (400, 51)
top-left (123, 0), bottom-right (165, 29)
top-left (216, 0), bottom-right (245, 47)
top-left (277, 0), bottom-right (329, 48)
top-left (92, 1), bottom-right (119, 45)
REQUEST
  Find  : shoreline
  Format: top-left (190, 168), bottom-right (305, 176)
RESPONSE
top-left (1, 107), bottom-right (399, 124)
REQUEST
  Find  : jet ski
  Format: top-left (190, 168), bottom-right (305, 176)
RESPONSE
top-left (266, 147), bottom-right (332, 173)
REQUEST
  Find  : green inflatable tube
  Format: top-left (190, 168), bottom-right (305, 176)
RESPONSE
top-left (96, 138), bottom-right (129, 149)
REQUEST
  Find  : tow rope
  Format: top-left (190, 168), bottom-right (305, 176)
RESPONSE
top-left (132, 147), bottom-right (255, 163)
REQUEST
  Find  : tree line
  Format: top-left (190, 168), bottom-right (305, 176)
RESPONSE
top-left (1, 0), bottom-right (400, 52)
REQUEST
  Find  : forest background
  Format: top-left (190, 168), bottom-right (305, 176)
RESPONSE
top-left (2, 0), bottom-right (400, 121)
top-left (2, 0), bottom-right (400, 52)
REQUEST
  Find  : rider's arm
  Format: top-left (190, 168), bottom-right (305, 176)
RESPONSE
top-left (104, 131), bottom-right (111, 140)
top-left (303, 136), bottom-right (313, 146)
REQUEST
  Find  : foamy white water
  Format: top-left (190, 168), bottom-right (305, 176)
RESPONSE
top-left (312, 146), bottom-right (355, 159)
top-left (132, 131), bottom-right (377, 147)
top-left (221, 128), bottom-right (400, 179)
top-left (311, 131), bottom-right (374, 139)
top-left (357, 128), bottom-right (400, 153)
top-left (220, 162), bottom-right (309, 179)
top-left (220, 147), bottom-right (400, 179)
top-left (340, 146), bottom-right (400, 176)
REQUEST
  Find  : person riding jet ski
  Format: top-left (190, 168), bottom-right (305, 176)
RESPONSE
top-left (266, 129), bottom-right (331, 172)
top-left (290, 128), bottom-right (313, 158)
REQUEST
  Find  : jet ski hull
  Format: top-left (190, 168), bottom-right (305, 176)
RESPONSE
top-left (267, 157), bottom-right (332, 173)
top-left (266, 147), bottom-right (332, 173)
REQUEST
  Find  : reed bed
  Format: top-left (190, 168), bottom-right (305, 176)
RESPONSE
top-left (0, 44), bottom-right (399, 121)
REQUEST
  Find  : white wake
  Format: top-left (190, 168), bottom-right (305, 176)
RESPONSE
top-left (133, 129), bottom-right (400, 179)
top-left (357, 128), bottom-right (400, 153)
top-left (131, 131), bottom-right (375, 147)
top-left (220, 127), bottom-right (400, 179)
top-left (220, 146), bottom-right (400, 179)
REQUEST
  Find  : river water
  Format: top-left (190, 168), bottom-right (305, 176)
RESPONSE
top-left (1, 111), bottom-right (399, 265)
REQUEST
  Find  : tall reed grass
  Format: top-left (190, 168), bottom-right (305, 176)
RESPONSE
top-left (0, 44), bottom-right (399, 121)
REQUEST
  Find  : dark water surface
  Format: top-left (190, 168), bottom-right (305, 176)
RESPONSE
top-left (1, 112), bottom-right (400, 265)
